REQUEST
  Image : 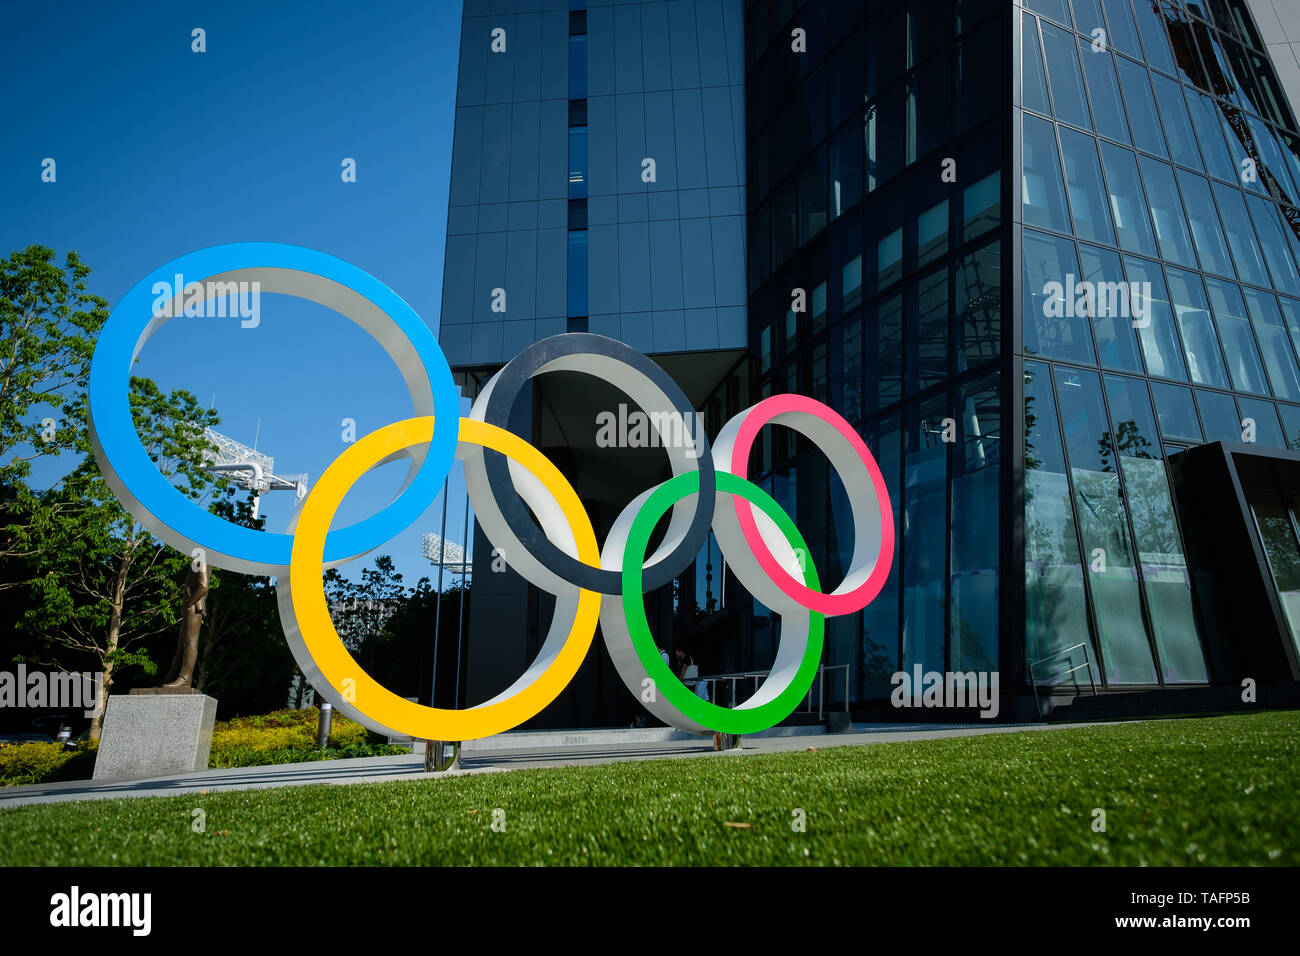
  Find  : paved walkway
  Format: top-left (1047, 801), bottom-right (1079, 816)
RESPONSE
top-left (0, 720), bottom-right (1108, 809)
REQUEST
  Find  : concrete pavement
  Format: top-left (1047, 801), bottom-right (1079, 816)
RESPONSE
top-left (0, 720), bottom-right (1110, 809)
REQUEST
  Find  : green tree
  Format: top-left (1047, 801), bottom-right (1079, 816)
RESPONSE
top-left (324, 555), bottom-right (406, 671)
top-left (0, 246), bottom-right (109, 584)
top-left (18, 377), bottom-right (220, 738)
top-left (194, 491), bottom-right (297, 717)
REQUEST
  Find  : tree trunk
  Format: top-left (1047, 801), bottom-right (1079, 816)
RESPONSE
top-left (90, 545), bottom-right (132, 741)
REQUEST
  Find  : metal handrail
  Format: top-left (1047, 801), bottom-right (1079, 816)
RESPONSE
top-left (1028, 641), bottom-right (1098, 718)
top-left (695, 664), bottom-right (851, 721)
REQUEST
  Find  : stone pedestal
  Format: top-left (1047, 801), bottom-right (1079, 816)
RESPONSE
top-left (93, 693), bottom-right (217, 781)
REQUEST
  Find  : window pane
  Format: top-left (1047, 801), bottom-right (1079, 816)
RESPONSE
top-left (963, 170), bottom-right (1000, 241)
top-left (1024, 228), bottom-right (1096, 363)
top-left (1114, 56), bottom-right (1167, 157)
top-left (918, 197), bottom-right (949, 267)
top-left (951, 373), bottom-right (1001, 671)
top-left (1130, 0), bottom-right (1178, 75)
top-left (903, 395), bottom-right (949, 675)
top-left (1184, 87), bottom-right (1238, 183)
top-left (1163, 1), bottom-right (1210, 88)
top-left (1246, 113), bottom-right (1299, 203)
top-left (841, 317), bottom-right (863, 424)
top-left (1060, 128), bottom-right (1116, 244)
top-left (1042, 22), bottom-right (1092, 129)
top-left (843, 253), bottom-right (863, 312)
top-left (955, 240), bottom-right (1001, 371)
top-left (1243, 287), bottom-right (1300, 401)
top-left (1196, 388), bottom-right (1243, 442)
top-left (1026, 0), bottom-right (1071, 26)
top-left (567, 230), bottom-right (588, 317)
top-left (1079, 43), bottom-right (1132, 145)
top-left (1278, 297), bottom-right (1300, 387)
top-left (1105, 374), bottom-right (1207, 682)
top-left (1246, 193), bottom-right (1300, 296)
top-left (860, 417), bottom-right (901, 691)
top-left (1021, 12), bottom-right (1051, 115)
top-left (1124, 255), bottom-right (1188, 379)
top-left (1072, 0), bottom-right (1106, 36)
top-left (1024, 361), bottom-right (1096, 679)
top-left (1217, 102), bottom-right (1268, 196)
top-left (1080, 242), bottom-right (1143, 371)
top-left (907, 54), bottom-right (950, 163)
top-left (1239, 397), bottom-right (1286, 448)
top-left (1279, 404), bottom-right (1300, 449)
top-left (1103, 373), bottom-right (1161, 456)
top-left (1023, 114), bottom-right (1072, 233)
top-left (773, 179), bottom-right (798, 265)
top-left (1054, 365), bottom-right (1158, 685)
top-left (1150, 73), bottom-right (1203, 172)
top-left (1206, 277), bottom-right (1269, 394)
top-left (878, 226), bottom-right (902, 289)
top-left (1138, 156), bottom-right (1197, 267)
top-left (956, 18), bottom-right (1001, 133)
top-left (810, 282), bottom-right (828, 336)
top-left (569, 34), bottom-right (587, 99)
top-left (909, 268), bottom-right (948, 391)
top-left (1100, 142), bottom-right (1159, 256)
top-left (871, 293), bottom-right (904, 410)
top-left (1101, 0), bottom-right (1143, 58)
top-left (1212, 182), bottom-right (1271, 287)
top-left (800, 151), bottom-right (829, 243)
top-left (830, 122), bottom-right (863, 220)
top-left (1174, 170), bottom-right (1235, 277)
top-left (568, 126), bottom-right (587, 199)
top-left (1165, 266), bottom-right (1231, 388)
top-left (1150, 381), bottom-right (1203, 442)
top-left (866, 84), bottom-right (905, 191)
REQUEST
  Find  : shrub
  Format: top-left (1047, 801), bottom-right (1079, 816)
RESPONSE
top-left (0, 740), bottom-right (96, 786)
top-left (2, 707), bottom-right (400, 786)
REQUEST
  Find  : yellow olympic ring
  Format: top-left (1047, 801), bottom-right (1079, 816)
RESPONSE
top-left (282, 416), bottom-right (600, 740)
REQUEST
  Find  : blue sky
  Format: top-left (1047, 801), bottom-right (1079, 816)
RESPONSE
top-left (1, 0), bottom-right (472, 588)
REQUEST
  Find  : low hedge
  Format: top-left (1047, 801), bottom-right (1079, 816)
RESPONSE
top-left (1, 707), bottom-right (407, 786)
top-left (0, 741), bottom-right (97, 786)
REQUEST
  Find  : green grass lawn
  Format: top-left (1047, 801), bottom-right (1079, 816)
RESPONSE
top-left (2, 711), bottom-right (1296, 866)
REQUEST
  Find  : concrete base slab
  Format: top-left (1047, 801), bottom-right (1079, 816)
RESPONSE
top-left (93, 694), bottom-right (217, 781)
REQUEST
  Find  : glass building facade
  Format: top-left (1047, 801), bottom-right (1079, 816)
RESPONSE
top-left (440, 0), bottom-right (1300, 728)
top-left (441, 0), bottom-right (747, 369)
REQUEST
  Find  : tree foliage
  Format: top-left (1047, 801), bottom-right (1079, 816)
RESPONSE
top-left (17, 377), bottom-right (220, 736)
top-left (0, 246), bottom-right (109, 577)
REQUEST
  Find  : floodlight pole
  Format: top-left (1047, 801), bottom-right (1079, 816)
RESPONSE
top-left (431, 488), bottom-right (449, 708)
top-left (454, 483), bottom-right (470, 709)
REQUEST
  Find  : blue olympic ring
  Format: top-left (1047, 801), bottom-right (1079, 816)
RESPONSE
top-left (86, 242), bottom-right (459, 575)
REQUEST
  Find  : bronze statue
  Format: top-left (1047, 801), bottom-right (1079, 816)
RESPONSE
top-left (160, 564), bottom-right (209, 690)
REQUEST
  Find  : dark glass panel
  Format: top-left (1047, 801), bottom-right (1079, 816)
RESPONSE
top-left (1022, 114), bottom-right (1072, 233)
top-left (1080, 44), bottom-right (1132, 145)
top-left (1195, 387), bottom-right (1244, 442)
top-left (950, 372), bottom-right (1001, 671)
top-left (1023, 361), bottom-right (1097, 681)
top-left (1165, 266), bottom-right (1231, 388)
top-left (1122, 255), bottom-right (1188, 380)
top-left (1150, 381), bottom-right (1203, 442)
top-left (1022, 12), bottom-right (1052, 115)
top-left (1053, 365), bottom-right (1159, 684)
top-left (1238, 396), bottom-right (1287, 448)
top-left (1205, 276), bottom-right (1269, 394)
top-left (1079, 243), bottom-right (1144, 372)
top-left (1041, 22), bottom-right (1093, 130)
top-left (1060, 127), bottom-right (1116, 245)
top-left (1023, 228), bottom-right (1096, 363)
top-left (902, 394), bottom-right (949, 675)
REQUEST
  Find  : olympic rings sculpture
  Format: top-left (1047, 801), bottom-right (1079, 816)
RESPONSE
top-left (88, 243), bottom-right (895, 741)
